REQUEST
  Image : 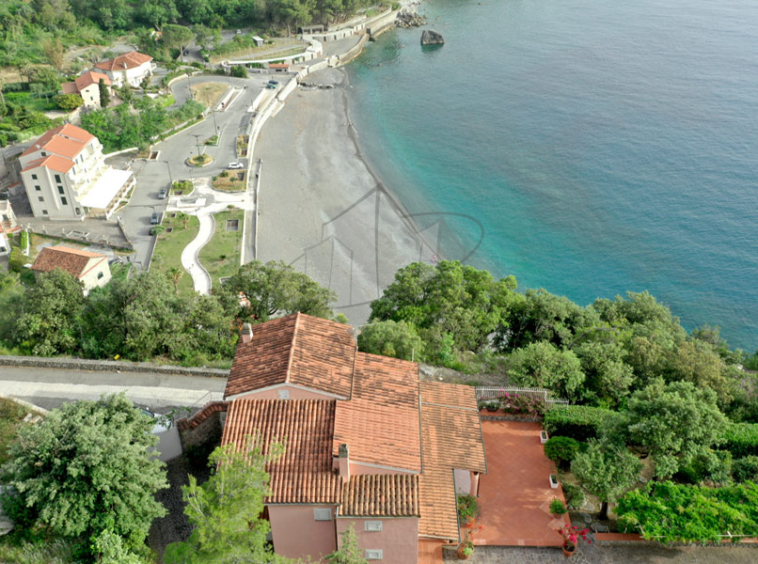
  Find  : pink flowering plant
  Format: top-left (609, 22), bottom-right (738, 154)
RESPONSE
top-left (557, 525), bottom-right (591, 550)
top-left (498, 390), bottom-right (547, 416)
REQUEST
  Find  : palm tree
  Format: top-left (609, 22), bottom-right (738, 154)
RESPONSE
top-left (167, 268), bottom-right (184, 292)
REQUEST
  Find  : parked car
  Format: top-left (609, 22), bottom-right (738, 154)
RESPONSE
top-left (266, 83), bottom-right (277, 90)
top-left (158, 187), bottom-right (168, 199)
top-left (236, 29), bottom-right (242, 34)
top-left (150, 211), bottom-right (160, 225)
top-left (228, 162), bottom-right (244, 169)
top-left (268, 79), bottom-right (279, 85)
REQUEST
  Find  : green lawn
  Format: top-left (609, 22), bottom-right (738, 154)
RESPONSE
top-left (149, 213), bottom-right (200, 295)
top-left (110, 262), bottom-right (131, 282)
top-left (198, 209), bottom-right (244, 287)
top-left (5, 91), bottom-right (57, 113)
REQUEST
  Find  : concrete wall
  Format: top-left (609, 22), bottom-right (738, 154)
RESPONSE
top-left (268, 504), bottom-right (337, 561)
top-left (0, 355), bottom-right (229, 378)
top-left (153, 424), bottom-right (183, 461)
top-left (79, 258), bottom-right (111, 294)
top-left (454, 468), bottom-right (471, 495)
top-left (337, 517), bottom-right (419, 564)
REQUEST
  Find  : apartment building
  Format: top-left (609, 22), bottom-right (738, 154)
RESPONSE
top-left (18, 124), bottom-right (134, 220)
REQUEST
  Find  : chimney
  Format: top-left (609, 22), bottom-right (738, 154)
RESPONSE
top-left (241, 323), bottom-right (253, 344)
top-left (338, 443), bottom-right (350, 480)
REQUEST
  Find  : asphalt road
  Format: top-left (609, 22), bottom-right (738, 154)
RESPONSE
top-left (0, 365), bottom-right (227, 413)
top-left (118, 74), bottom-right (272, 269)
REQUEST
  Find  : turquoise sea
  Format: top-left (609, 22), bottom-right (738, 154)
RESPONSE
top-left (346, 0), bottom-right (758, 350)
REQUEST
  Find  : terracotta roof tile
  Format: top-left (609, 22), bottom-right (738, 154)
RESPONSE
top-left (420, 381), bottom-right (478, 410)
top-left (352, 352), bottom-right (419, 408)
top-left (95, 51), bottom-right (153, 71)
top-left (225, 313), bottom-right (356, 398)
top-left (341, 474), bottom-right (420, 517)
top-left (334, 397), bottom-right (421, 472)
top-left (61, 81), bottom-right (78, 94)
top-left (31, 246), bottom-right (106, 278)
top-left (75, 71), bottom-right (111, 90)
top-left (221, 399), bottom-right (342, 504)
top-left (21, 155), bottom-right (75, 174)
top-left (21, 124), bottom-right (94, 158)
top-left (418, 384), bottom-right (487, 540)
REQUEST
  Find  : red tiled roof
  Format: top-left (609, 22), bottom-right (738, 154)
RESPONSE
top-left (21, 124), bottom-right (94, 159)
top-left (225, 313), bottom-right (356, 398)
top-left (75, 71), bottom-right (111, 90)
top-left (61, 82), bottom-right (78, 94)
top-left (341, 474), bottom-right (420, 517)
top-left (221, 399), bottom-right (342, 504)
top-left (31, 246), bottom-right (106, 278)
top-left (333, 353), bottom-right (421, 471)
top-left (21, 155), bottom-right (75, 174)
top-left (418, 383), bottom-right (486, 540)
top-left (95, 51), bottom-right (153, 71)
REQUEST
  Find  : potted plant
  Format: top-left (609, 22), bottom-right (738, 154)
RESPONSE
top-left (457, 494), bottom-right (479, 527)
top-left (457, 540), bottom-right (474, 560)
top-left (550, 474), bottom-right (559, 489)
top-left (550, 498), bottom-right (567, 519)
top-left (485, 401), bottom-right (499, 412)
top-left (556, 525), bottom-right (590, 557)
top-left (540, 429), bottom-right (549, 443)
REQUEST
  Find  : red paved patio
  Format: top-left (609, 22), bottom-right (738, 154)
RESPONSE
top-left (475, 420), bottom-right (567, 547)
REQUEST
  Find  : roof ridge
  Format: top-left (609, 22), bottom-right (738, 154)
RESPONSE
top-left (285, 312), bottom-right (301, 384)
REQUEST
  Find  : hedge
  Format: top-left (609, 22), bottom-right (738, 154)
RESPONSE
top-left (542, 405), bottom-right (620, 441)
top-left (717, 423), bottom-right (758, 458)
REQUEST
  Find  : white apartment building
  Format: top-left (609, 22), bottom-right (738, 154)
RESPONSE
top-left (94, 51), bottom-right (156, 88)
top-left (19, 124), bottom-right (134, 220)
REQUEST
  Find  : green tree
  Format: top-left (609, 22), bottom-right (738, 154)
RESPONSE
top-left (571, 440), bottom-right (642, 520)
top-left (54, 93), bottom-right (84, 111)
top-left (93, 529), bottom-right (151, 564)
top-left (357, 320), bottom-right (425, 361)
top-left (13, 269), bottom-right (84, 356)
top-left (164, 437), bottom-right (287, 564)
top-left (230, 65), bottom-right (248, 78)
top-left (623, 379), bottom-right (728, 479)
top-left (219, 260), bottom-right (336, 322)
top-left (507, 341), bottom-right (585, 400)
top-left (3, 394), bottom-right (167, 551)
top-left (325, 525), bottom-right (367, 564)
top-left (161, 23), bottom-right (195, 51)
top-left (667, 339), bottom-right (736, 407)
top-left (42, 36), bottom-right (64, 70)
top-left (573, 340), bottom-right (634, 408)
top-left (99, 77), bottom-right (110, 108)
top-left (370, 261), bottom-right (519, 353)
top-left (118, 82), bottom-right (133, 105)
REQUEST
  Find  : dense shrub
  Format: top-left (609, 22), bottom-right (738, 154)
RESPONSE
top-left (718, 423), bottom-right (758, 458)
top-left (544, 436), bottom-right (583, 469)
top-left (456, 494), bottom-right (479, 525)
top-left (542, 405), bottom-right (619, 441)
top-left (733, 456), bottom-right (758, 483)
top-left (562, 483), bottom-right (585, 509)
top-left (501, 393), bottom-right (547, 416)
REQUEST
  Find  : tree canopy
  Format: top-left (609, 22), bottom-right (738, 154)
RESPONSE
top-left (2, 394), bottom-right (167, 554)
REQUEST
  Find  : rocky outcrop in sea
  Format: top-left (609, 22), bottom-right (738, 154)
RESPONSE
top-left (396, 9), bottom-right (427, 28)
top-left (421, 29), bottom-right (445, 46)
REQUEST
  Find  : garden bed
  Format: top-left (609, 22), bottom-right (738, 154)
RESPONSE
top-left (149, 213), bottom-right (200, 294)
top-left (236, 135), bottom-right (249, 158)
top-left (187, 153), bottom-right (213, 167)
top-left (212, 170), bottom-right (247, 192)
top-left (171, 179), bottom-right (194, 196)
top-left (198, 209), bottom-right (244, 285)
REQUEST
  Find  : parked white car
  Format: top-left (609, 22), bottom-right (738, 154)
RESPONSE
top-left (228, 162), bottom-right (244, 169)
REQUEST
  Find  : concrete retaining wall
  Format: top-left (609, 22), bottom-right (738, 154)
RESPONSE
top-left (338, 34), bottom-right (370, 65)
top-left (0, 355), bottom-right (229, 378)
top-left (366, 9), bottom-right (399, 38)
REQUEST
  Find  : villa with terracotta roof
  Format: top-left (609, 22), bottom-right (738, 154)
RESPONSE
top-left (31, 245), bottom-right (111, 294)
top-left (218, 313), bottom-right (487, 563)
top-left (61, 71), bottom-right (112, 109)
top-left (18, 124), bottom-right (134, 220)
top-left (94, 51), bottom-right (155, 88)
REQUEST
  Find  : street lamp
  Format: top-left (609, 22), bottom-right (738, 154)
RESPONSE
top-left (161, 160), bottom-right (173, 186)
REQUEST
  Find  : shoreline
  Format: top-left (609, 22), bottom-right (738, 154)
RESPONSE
top-left (254, 62), bottom-right (438, 325)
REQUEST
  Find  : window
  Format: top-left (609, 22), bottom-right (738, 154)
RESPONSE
top-left (58, 186), bottom-right (64, 194)
top-left (31, 174), bottom-right (37, 180)
top-left (313, 508), bottom-right (332, 521)
top-left (278, 389), bottom-right (290, 400)
top-left (61, 197), bottom-right (67, 205)
top-left (42, 209), bottom-right (48, 215)
top-left (41, 151), bottom-right (47, 157)
top-left (75, 208), bottom-right (81, 215)
top-left (54, 174), bottom-right (61, 183)
top-left (97, 272), bottom-right (104, 279)
top-left (365, 521), bottom-right (383, 532)
top-left (38, 197), bottom-right (44, 202)
top-left (365, 550), bottom-right (383, 560)
top-left (35, 185), bottom-right (41, 191)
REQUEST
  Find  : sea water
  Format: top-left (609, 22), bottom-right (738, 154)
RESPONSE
top-left (346, 0), bottom-right (758, 350)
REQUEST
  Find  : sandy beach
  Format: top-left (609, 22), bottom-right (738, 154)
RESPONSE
top-left (255, 67), bottom-right (436, 325)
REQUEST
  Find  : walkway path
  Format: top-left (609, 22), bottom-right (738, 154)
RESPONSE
top-left (0, 365), bottom-right (227, 412)
top-left (181, 213), bottom-right (214, 293)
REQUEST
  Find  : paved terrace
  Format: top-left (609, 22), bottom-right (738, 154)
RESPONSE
top-left (477, 421), bottom-right (567, 547)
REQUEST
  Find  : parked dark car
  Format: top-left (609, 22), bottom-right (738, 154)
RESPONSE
top-left (150, 211), bottom-right (160, 225)
top-left (158, 187), bottom-right (167, 199)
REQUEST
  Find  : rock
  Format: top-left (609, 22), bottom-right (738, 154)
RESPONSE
top-left (580, 513), bottom-right (592, 524)
top-left (396, 9), bottom-right (427, 29)
top-left (638, 476), bottom-right (648, 484)
top-left (591, 523), bottom-right (610, 533)
top-left (421, 29), bottom-right (445, 46)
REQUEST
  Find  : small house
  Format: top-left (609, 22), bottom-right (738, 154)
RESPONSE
top-left (31, 246), bottom-right (111, 295)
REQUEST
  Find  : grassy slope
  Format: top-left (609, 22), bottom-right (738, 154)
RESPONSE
top-left (198, 209), bottom-right (244, 286)
top-left (149, 214), bottom-right (200, 295)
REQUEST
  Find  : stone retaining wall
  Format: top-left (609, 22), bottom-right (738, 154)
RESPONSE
top-left (0, 355), bottom-right (229, 378)
top-left (177, 401), bottom-right (229, 450)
